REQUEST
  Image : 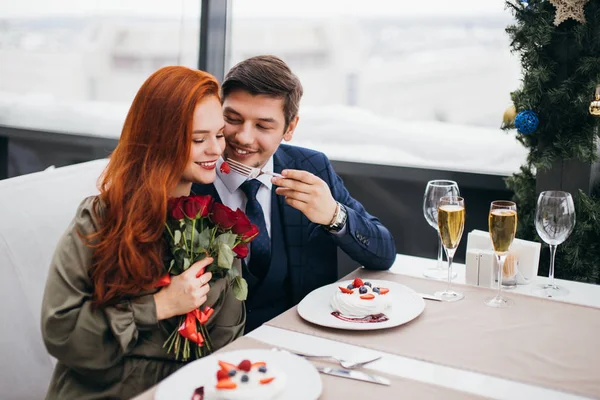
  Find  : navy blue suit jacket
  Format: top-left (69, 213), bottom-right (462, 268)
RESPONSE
top-left (193, 144), bottom-right (396, 305)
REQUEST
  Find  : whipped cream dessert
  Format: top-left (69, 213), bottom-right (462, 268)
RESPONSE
top-left (202, 359), bottom-right (286, 400)
top-left (331, 278), bottom-right (392, 318)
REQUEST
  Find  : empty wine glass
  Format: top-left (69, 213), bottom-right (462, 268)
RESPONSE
top-left (534, 191), bottom-right (575, 298)
top-left (423, 180), bottom-right (460, 280)
top-left (435, 195), bottom-right (465, 302)
top-left (485, 200), bottom-right (517, 308)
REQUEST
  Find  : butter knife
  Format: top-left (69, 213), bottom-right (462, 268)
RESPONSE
top-left (418, 293), bottom-right (442, 301)
top-left (317, 367), bottom-right (391, 386)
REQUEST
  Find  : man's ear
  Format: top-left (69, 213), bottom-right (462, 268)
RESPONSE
top-left (283, 116), bottom-right (299, 142)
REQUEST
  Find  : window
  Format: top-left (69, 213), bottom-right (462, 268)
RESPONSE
top-left (229, 0), bottom-right (527, 175)
top-left (0, 0), bottom-right (201, 134)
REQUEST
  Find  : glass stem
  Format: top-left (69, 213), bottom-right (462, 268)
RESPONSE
top-left (548, 244), bottom-right (557, 287)
top-left (447, 255), bottom-right (453, 293)
top-left (437, 235), bottom-right (444, 270)
top-left (496, 254), bottom-right (506, 298)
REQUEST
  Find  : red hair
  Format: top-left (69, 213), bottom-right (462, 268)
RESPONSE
top-left (87, 66), bottom-right (220, 307)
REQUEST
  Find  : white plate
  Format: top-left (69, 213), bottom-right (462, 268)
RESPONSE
top-left (297, 279), bottom-right (425, 330)
top-left (154, 349), bottom-right (322, 400)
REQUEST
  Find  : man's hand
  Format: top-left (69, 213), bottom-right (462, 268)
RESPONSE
top-left (272, 169), bottom-right (337, 225)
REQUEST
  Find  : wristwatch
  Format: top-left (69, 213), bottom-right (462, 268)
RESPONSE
top-left (325, 202), bottom-right (347, 233)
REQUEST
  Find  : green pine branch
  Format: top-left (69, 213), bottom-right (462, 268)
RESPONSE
top-left (504, 0), bottom-right (600, 283)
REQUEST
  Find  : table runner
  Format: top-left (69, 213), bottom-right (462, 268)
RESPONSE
top-left (132, 336), bottom-right (488, 400)
top-left (266, 269), bottom-right (600, 399)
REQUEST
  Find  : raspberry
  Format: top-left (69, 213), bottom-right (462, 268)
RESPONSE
top-left (238, 359), bottom-right (252, 372)
top-left (220, 161), bottom-right (231, 174)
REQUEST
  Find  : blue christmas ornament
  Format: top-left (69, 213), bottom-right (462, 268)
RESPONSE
top-left (514, 110), bottom-right (539, 135)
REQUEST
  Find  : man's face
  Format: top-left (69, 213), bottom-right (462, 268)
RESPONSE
top-left (222, 89), bottom-right (298, 168)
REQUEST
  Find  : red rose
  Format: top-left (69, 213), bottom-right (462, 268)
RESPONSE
top-left (231, 208), bottom-right (251, 233)
top-left (233, 242), bottom-right (249, 258)
top-left (242, 224), bottom-right (259, 242)
top-left (210, 203), bottom-right (239, 230)
top-left (168, 197), bottom-right (186, 220)
top-left (184, 195), bottom-right (214, 219)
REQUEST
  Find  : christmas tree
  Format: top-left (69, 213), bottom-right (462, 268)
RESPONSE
top-left (503, 0), bottom-right (600, 283)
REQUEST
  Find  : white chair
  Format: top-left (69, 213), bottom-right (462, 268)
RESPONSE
top-left (0, 159), bottom-right (108, 400)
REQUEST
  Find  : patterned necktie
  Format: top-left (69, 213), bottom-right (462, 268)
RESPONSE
top-left (240, 179), bottom-right (271, 279)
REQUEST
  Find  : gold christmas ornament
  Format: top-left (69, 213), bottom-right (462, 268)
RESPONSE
top-left (502, 105), bottom-right (517, 128)
top-left (549, 0), bottom-right (590, 26)
top-left (590, 85), bottom-right (600, 117)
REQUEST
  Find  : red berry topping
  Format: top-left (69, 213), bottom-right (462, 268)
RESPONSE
top-left (352, 278), bottom-right (364, 288)
top-left (360, 294), bottom-right (375, 300)
top-left (260, 377), bottom-right (275, 385)
top-left (339, 286), bottom-right (354, 294)
top-left (220, 161), bottom-right (231, 174)
top-left (379, 288), bottom-right (389, 295)
top-left (216, 369), bottom-right (229, 381)
top-left (238, 359), bottom-right (252, 372)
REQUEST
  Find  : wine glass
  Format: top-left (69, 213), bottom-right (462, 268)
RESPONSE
top-left (435, 195), bottom-right (465, 302)
top-left (485, 200), bottom-right (517, 308)
top-left (533, 191), bottom-right (575, 298)
top-left (423, 180), bottom-right (460, 280)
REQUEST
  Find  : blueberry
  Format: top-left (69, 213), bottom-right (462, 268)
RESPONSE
top-left (258, 366), bottom-right (268, 373)
top-left (228, 369), bottom-right (237, 377)
top-left (241, 374), bottom-right (249, 383)
top-left (347, 284), bottom-right (354, 290)
top-left (364, 282), bottom-right (372, 287)
top-left (373, 287), bottom-right (380, 294)
top-left (359, 286), bottom-right (368, 294)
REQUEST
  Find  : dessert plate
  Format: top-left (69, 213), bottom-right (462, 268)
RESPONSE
top-left (297, 279), bottom-right (425, 331)
top-left (155, 349), bottom-right (322, 400)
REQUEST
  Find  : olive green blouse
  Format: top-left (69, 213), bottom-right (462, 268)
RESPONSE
top-left (41, 196), bottom-right (245, 399)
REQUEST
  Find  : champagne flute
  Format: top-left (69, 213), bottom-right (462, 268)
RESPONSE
top-left (435, 195), bottom-right (465, 302)
top-left (485, 200), bottom-right (517, 308)
top-left (533, 191), bottom-right (575, 298)
top-left (423, 180), bottom-right (460, 280)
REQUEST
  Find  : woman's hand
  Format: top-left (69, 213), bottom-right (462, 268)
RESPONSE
top-left (154, 258), bottom-right (213, 321)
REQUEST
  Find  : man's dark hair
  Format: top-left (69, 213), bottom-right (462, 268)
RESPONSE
top-left (222, 55), bottom-right (303, 131)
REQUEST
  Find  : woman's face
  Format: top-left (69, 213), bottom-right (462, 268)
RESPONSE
top-left (180, 96), bottom-right (226, 185)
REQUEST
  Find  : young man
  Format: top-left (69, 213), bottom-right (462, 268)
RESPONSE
top-left (193, 55), bottom-right (396, 332)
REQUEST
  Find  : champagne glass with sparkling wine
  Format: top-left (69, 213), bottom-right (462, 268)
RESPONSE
top-left (486, 200), bottom-right (517, 308)
top-left (435, 195), bottom-right (465, 302)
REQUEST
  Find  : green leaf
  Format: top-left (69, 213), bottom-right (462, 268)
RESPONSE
top-left (173, 230), bottom-right (182, 245)
top-left (183, 257), bottom-right (191, 271)
top-left (232, 276), bottom-right (248, 301)
top-left (215, 232), bottom-right (237, 248)
top-left (195, 227), bottom-right (212, 250)
top-left (217, 243), bottom-right (234, 270)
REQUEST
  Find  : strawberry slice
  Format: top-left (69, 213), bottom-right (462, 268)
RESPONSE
top-left (379, 288), bottom-right (389, 295)
top-left (216, 369), bottom-right (230, 381)
top-left (218, 361), bottom-right (237, 372)
top-left (360, 294), bottom-right (375, 300)
top-left (338, 286), bottom-right (354, 294)
top-left (220, 161), bottom-right (231, 174)
top-left (251, 361), bottom-right (266, 368)
top-left (352, 277), bottom-right (364, 288)
top-left (216, 379), bottom-right (237, 390)
top-left (238, 359), bottom-right (252, 372)
top-left (260, 377), bottom-right (275, 385)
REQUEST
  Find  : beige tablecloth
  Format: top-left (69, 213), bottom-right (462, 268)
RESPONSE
top-left (132, 336), bottom-right (488, 400)
top-left (267, 269), bottom-right (600, 399)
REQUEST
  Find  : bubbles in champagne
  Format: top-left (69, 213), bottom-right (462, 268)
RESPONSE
top-left (437, 205), bottom-right (465, 250)
top-left (489, 209), bottom-right (517, 254)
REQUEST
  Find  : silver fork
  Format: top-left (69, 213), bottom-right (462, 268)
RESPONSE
top-left (273, 348), bottom-right (381, 369)
top-left (225, 158), bottom-right (283, 179)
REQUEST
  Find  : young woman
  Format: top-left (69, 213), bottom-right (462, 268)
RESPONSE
top-left (41, 66), bottom-right (245, 399)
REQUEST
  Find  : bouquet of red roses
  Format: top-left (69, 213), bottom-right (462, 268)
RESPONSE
top-left (159, 194), bottom-right (258, 360)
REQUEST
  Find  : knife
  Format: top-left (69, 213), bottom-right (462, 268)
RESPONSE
top-left (317, 367), bottom-right (391, 385)
top-left (418, 293), bottom-right (442, 301)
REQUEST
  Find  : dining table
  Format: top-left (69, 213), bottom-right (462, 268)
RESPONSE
top-left (133, 254), bottom-right (600, 400)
